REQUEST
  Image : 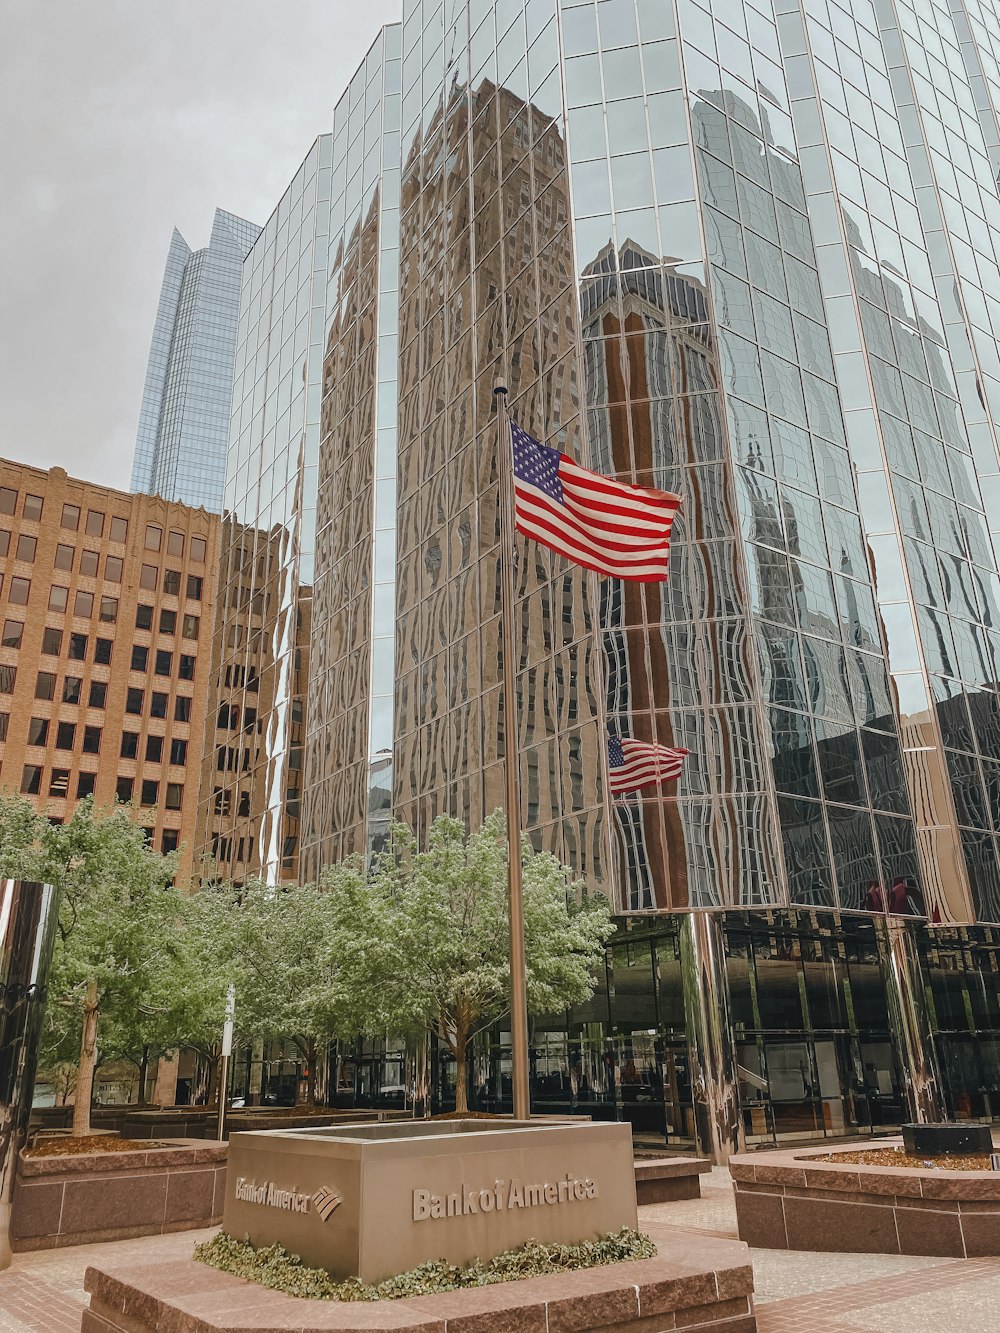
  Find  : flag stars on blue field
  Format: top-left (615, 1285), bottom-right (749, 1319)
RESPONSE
top-left (511, 423), bottom-right (565, 506)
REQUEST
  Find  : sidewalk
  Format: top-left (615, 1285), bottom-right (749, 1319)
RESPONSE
top-left (2, 1168), bottom-right (999, 1331)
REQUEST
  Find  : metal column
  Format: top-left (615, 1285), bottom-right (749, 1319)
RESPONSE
top-left (679, 912), bottom-right (743, 1162)
top-left (877, 916), bottom-right (943, 1124)
top-left (0, 880), bottom-right (60, 1269)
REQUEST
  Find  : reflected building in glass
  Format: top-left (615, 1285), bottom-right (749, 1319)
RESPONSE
top-left (132, 210), bottom-right (262, 513)
top-left (208, 0), bottom-right (1000, 1151)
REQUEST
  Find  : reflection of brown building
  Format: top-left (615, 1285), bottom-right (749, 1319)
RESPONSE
top-left (392, 78), bottom-right (606, 886)
top-left (196, 514), bottom-right (310, 885)
top-left (0, 459), bottom-right (219, 885)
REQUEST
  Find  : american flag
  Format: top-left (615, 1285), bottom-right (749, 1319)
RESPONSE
top-left (511, 421), bottom-right (681, 582)
top-left (607, 735), bottom-right (688, 796)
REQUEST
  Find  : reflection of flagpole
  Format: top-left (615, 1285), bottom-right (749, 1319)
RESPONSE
top-left (494, 379), bottom-right (531, 1121)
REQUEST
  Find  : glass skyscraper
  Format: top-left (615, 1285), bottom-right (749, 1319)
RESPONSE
top-left (132, 208), bottom-right (262, 513)
top-left (208, 1), bottom-right (1000, 1153)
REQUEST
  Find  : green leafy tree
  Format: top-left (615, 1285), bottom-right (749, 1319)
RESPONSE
top-left (355, 811), bottom-right (616, 1114)
top-left (0, 795), bottom-right (181, 1134)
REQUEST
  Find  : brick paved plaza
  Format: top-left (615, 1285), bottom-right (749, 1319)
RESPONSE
top-left (2, 1167), bottom-right (999, 1332)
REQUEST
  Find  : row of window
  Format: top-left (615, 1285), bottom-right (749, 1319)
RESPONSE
top-left (120, 731), bottom-right (188, 765)
top-left (0, 666), bottom-right (193, 720)
top-left (20, 716), bottom-right (189, 767)
top-left (135, 605), bottom-right (200, 638)
top-left (3, 573), bottom-right (202, 613)
top-left (139, 568), bottom-right (204, 599)
top-left (129, 645), bottom-right (195, 679)
top-left (26, 719), bottom-right (102, 752)
top-left (1, 619), bottom-right (200, 661)
top-left (0, 533), bottom-right (126, 584)
top-left (20, 763), bottom-right (183, 809)
top-left (0, 487), bottom-right (129, 542)
top-left (144, 525), bottom-right (207, 562)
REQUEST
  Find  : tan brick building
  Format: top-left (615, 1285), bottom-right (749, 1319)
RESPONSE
top-left (0, 459), bottom-right (220, 884)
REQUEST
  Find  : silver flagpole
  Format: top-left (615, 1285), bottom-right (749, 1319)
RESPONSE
top-left (493, 380), bottom-right (531, 1122)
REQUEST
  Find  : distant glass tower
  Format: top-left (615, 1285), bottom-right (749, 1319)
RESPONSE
top-left (131, 209), bottom-right (261, 512)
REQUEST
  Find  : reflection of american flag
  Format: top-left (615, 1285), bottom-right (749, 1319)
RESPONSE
top-left (312, 1186), bottom-right (343, 1221)
top-left (511, 421), bottom-right (680, 582)
top-left (608, 735), bottom-right (688, 795)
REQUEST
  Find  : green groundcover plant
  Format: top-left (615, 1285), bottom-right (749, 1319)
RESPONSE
top-left (194, 1227), bottom-right (656, 1301)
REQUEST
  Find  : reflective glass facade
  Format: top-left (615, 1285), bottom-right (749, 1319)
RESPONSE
top-left (132, 209), bottom-right (261, 513)
top-left (210, 0), bottom-right (1000, 927)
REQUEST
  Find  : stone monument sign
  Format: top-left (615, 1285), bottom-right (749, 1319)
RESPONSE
top-left (223, 1118), bottom-right (638, 1282)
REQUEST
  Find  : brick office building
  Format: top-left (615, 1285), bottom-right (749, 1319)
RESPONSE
top-left (0, 459), bottom-right (220, 884)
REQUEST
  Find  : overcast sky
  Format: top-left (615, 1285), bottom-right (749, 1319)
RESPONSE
top-left (0, 0), bottom-right (400, 488)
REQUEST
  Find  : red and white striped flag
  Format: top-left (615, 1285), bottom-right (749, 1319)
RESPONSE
top-left (511, 420), bottom-right (681, 582)
top-left (608, 735), bottom-right (688, 795)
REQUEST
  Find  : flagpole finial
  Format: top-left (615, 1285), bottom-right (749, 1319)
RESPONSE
top-left (493, 377), bottom-right (508, 397)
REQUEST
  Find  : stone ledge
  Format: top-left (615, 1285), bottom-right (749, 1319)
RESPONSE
top-left (18, 1139), bottom-right (227, 1178)
top-left (634, 1156), bottom-right (710, 1205)
top-left (79, 1226), bottom-right (755, 1332)
top-left (730, 1140), bottom-right (1000, 1256)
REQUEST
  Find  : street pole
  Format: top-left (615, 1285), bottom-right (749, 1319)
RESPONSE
top-left (216, 985), bottom-right (236, 1142)
top-left (494, 380), bottom-right (531, 1121)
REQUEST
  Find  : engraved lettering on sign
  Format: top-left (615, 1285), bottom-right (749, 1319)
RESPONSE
top-left (412, 1175), bottom-right (599, 1221)
top-left (234, 1177), bottom-right (342, 1221)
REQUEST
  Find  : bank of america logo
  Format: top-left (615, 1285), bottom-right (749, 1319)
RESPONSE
top-left (312, 1186), bottom-right (343, 1221)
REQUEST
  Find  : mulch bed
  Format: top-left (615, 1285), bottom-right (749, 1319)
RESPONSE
top-left (25, 1135), bottom-right (167, 1158)
top-left (816, 1147), bottom-right (993, 1171)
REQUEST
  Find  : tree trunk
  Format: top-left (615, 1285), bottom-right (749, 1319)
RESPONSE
top-left (138, 1046), bottom-right (149, 1105)
top-left (454, 1040), bottom-right (469, 1115)
top-left (72, 982), bottom-right (100, 1136)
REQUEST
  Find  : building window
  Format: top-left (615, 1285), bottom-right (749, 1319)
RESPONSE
top-left (105, 555), bottom-right (123, 582)
top-left (186, 575), bottom-right (203, 600)
top-left (55, 721), bottom-right (76, 749)
top-left (41, 627), bottom-right (62, 655)
top-left (82, 725), bottom-right (101, 754)
top-left (191, 536), bottom-right (207, 563)
top-left (178, 654), bottom-right (195, 681)
top-left (161, 830), bottom-right (179, 854)
top-left (140, 780), bottom-right (158, 807)
top-left (167, 530), bottom-right (184, 557)
top-left (79, 550), bottom-right (99, 577)
top-left (99, 596), bottom-right (118, 623)
top-left (0, 531), bottom-right (8, 557)
top-left (174, 695), bottom-right (191, 723)
top-left (54, 544), bottom-right (74, 571)
top-left (125, 687), bottom-right (144, 715)
top-left (120, 731), bottom-right (139, 759)
top-left (27, 717), bottom-right (49, 746)
top-left (131, 645), bottom-right (148, 671)
top-left (35, 671), bottom-right (55, 701)
top-left (0, 713), bottom-right (9, 741)
top-left (0, 488), bottom-right (16, 515)
top-left (145, 734), bottom-right (163, 763)
top-left (169, 738), bottom-right (188, 765)
top-left (145, 524), bottom-right (162, 551)
top-left (165, 783), bottom-right (183, 810)
top-left (109, 516), bottom-right (128, 543)
top-left (61, 503), bottom-right (80, 530)
top-left (10, 577), bottom-right (30, 606)
top-left (88, 680), bottom-right (107, 708)
top-left (95, 637), bottom-right (112, 664)
top-left (159, 609), bottom-right (176, 635)
top-left (48, 586), bottom-right (68, 612)
top-left (164, 569), bottom-right (181, 595)
top-left (155, 650), bottom-right (172, 676)
top-left (116, 776), bottom-right (134, 802)
top-left (74, 590), bottom-right (94, 618)
top-left (68, 632), bottom-right (88, 661)
top-left (150, 691), bottom-right (168, 719)
top-left (85, 510), bottom-right (104, 537)
top-left (76, 772), bottom-right (96, 799)
top-left (135, 604), bottom-right (153, 630)
top-left (140, 564), bottom-right (158, 590)
top-left (62, 676), bottom-right (82, 704)
top-left (0, 664), bottom-right (15, 694)
top-left (2, 619), bottom-right (23, 648)
top-left (181, 614), bottom-right (199, 639)
top-left (23, 494), bottom-right (43, 521)
top-left (49, 769), bottom-right (70, 797)
top-left (15, 534), bottom-right (36, 562)
top-left (20, 764), bottom-right (41, 795)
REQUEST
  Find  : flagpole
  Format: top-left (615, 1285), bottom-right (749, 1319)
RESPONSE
top-left (493, 379), bottom-right (531, 1122)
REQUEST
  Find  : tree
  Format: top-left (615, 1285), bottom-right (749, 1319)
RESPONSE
top-left (0, 795), bottom-right (182, 1135)
top-left (357, 812), bottom-right (615, 1114)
